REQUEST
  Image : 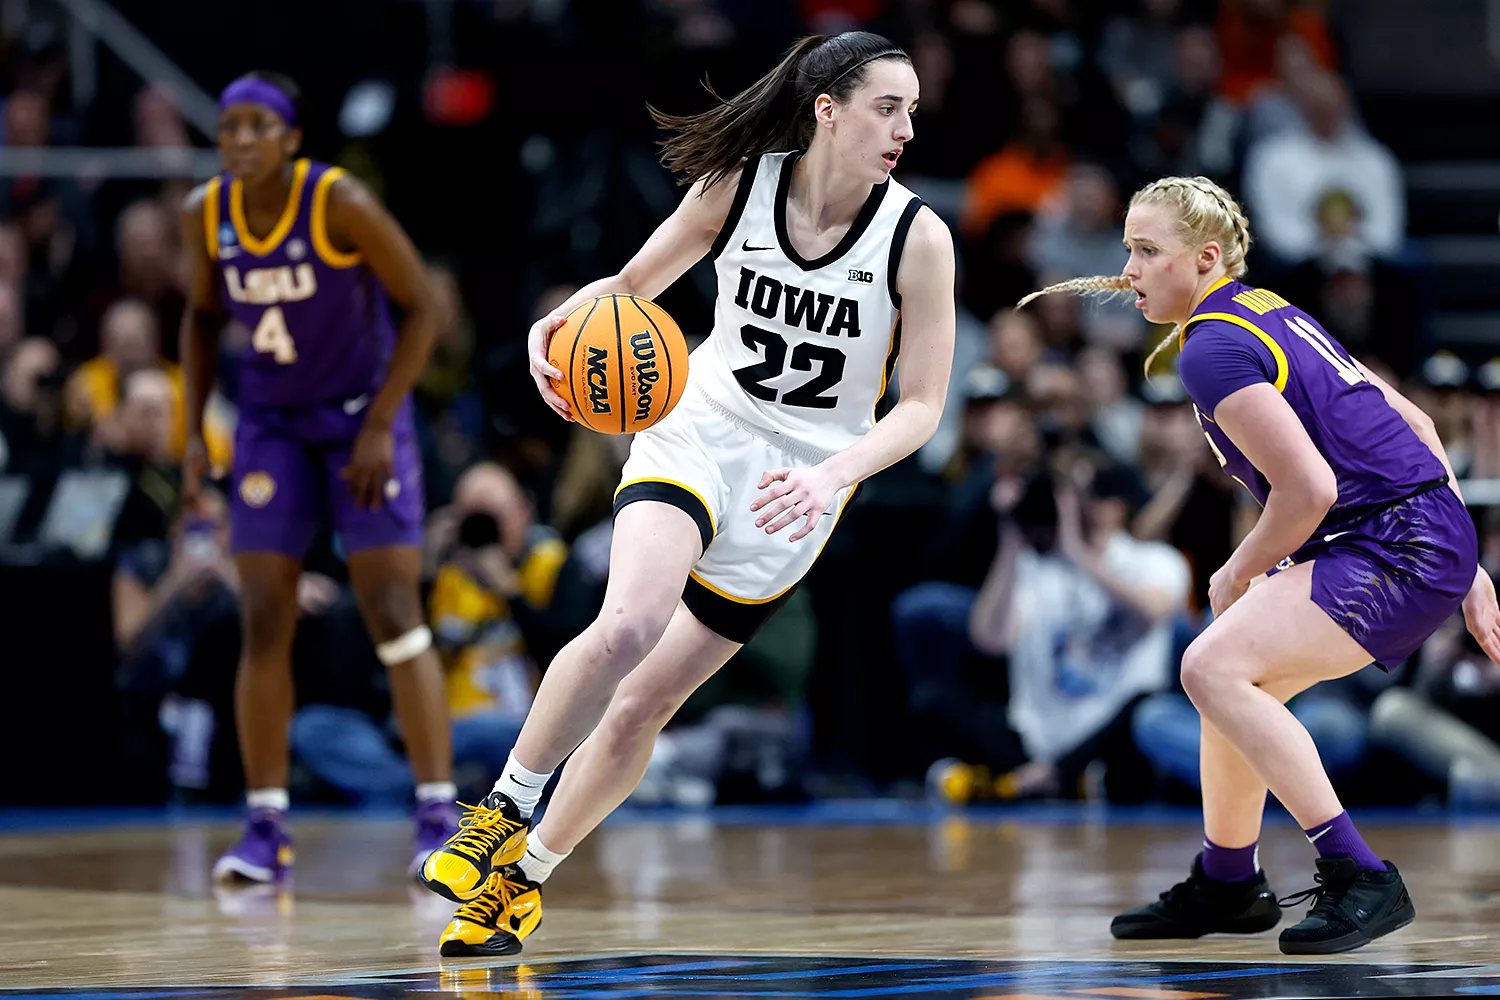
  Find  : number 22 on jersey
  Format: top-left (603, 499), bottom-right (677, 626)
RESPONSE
top-left (252, 306), bottom-right (298, 364)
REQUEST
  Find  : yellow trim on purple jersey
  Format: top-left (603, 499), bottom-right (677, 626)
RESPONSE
top-left (230, 158), bottom-right (311, 256)
top-left (204, 177), bottom-right (221, 260)
top-left (310, 167), bottom-right (363, 268)
top-left (1183, 312), bottom-right (1289, 393)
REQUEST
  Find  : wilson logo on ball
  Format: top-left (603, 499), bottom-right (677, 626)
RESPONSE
top-left (550, 294), bottom-right (688, 434)
top-left (630, 331), bottom-right (660, 422)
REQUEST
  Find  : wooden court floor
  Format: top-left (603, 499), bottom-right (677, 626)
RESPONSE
top-left (2, 805), bottom-right (1500, 999)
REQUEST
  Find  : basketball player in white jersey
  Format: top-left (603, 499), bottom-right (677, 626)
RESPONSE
top-left (419, 31), bottom-right (956, 956)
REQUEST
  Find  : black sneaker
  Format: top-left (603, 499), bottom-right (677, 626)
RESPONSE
top-left (1277, 857), bottom-right (1415, 955)
top-left (1111, 853), bottom-right (1282, 939)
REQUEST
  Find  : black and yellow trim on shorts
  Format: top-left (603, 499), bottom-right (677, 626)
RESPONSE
top-left (613, 477), bottom-right (715, 552)
top-left (682, 573), bottom-right (801, 645)
top-left (680, 482), bottom-right (865, 645)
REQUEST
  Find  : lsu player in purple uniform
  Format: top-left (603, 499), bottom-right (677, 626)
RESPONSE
top-left (1019, 175), bottom-right (1500, 954)
top-left (180, 72), bottom-right (458, 883)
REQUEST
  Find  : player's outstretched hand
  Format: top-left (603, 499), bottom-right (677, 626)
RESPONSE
top-left (528, 312), bottom-right (574, 422)
top-left (1463, 566), bottom-right (1500, 665)
top-left (342, 423), bottom-right (395, 510)
top-left (751, 465), bottom-right (842, 542)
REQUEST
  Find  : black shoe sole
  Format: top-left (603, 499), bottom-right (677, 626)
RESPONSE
top-left (439, 933), bottom-right (521, 958)
top-left (438, 916), bottom-right (540, 959)
top-left (417, 866), bottom-right (488, 905)
top-left (1278, 901), bottom-right (1416, 955)
top-left (1112, 913), bottom-right (1282, 940)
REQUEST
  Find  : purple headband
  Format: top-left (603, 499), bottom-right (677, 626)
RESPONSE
top-left (219, 78), bottom-right (296, 126)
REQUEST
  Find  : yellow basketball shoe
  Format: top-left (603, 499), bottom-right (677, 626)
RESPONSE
top-left (418, 790), bottom-right (529, 903)
top-left (439, 864), bottom-right (544, 957)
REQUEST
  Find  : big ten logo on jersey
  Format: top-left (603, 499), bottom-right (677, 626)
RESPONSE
top-left (733, 266), bottom-right (862, 338)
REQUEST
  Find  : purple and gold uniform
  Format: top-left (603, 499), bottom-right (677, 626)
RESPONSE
top-left (208, 158), bottom-right (424, 556)
top-left (1177, 277), bottom-right (1477, 667)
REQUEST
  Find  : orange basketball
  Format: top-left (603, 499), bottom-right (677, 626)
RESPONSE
top-left (548, 294), bottom-right (689, 434)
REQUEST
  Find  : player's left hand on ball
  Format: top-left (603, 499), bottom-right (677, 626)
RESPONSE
top-left (751, 465), bottom-right (841, 542)
top-left (342, 424), bottom-right (395, 510)
top-left (1463, 567), bottom-right (1500, 665)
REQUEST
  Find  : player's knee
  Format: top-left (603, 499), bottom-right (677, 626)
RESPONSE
top-left (1179, 637), bottom-right (1220, 705)
top-left (358, 581), bottom-right (423, 644)
top-left (594, 609), bottom-right (671, 670)
top-left (240, 590), bottom-right (295, 658)
top-left (600, 689), bottom-right (674, 746)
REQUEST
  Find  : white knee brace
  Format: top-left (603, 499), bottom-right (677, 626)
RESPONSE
top-left (376, 624), bottom-right (433, 665)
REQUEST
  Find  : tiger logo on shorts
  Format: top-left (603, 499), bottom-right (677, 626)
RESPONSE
top-left (240, 471), bottom-right (277, 508)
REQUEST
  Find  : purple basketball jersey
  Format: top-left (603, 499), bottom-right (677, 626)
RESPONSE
top-left (1178, 277), bottom-right (1447, 537)
top-left (208, 160), bottom-right (424, 557)
top-left (206, 159), bottom-right (396, 408)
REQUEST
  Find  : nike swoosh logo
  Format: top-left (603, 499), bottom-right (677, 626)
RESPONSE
top-left (1308, 824), bottom-right (1334, 842)
top-left (742, 240), bottom-right (773, 252)
top-left (343, 394), bottom-right (370, 415)
top-left (1323, 530), bottom-right (1350, 543)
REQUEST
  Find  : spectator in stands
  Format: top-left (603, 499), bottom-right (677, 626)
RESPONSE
top-left (81, 200), bottom-right (186, 363)
top-left (1243, 69), bottom-right (1405, 268)
top-left (1099, 0), bottom-right (1189, 121)
top-left (1215, 0), bottom-right (1336, 107)
top-left (1079, 345), bottom-right (1143, 465)
top-left (0, 336), bottom-right (79, 477)
top-left (1026, 164), bottom-right (1142, 348)
top-left (67, 298), bottom-right (185, 458)
top-left (898, 453), bottom-right (1189, 803)
top-left (102, 368), bottom-right (180, 549)
top-left (989, 307), bottom-right (1046, 384)
top-left (1128, 24), bottom-right (1240, 182)
top-left (962, 97), bottom-right (1070, 238)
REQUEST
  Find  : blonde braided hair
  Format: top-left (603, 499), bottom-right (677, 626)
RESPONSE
top-left (1014, 175), bottom-right (1252, 378)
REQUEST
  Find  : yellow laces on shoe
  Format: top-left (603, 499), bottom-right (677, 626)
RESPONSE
top-left (447, 802), bottom-right (524, 864)
top-left (455, 870), bottom-right (531, 927)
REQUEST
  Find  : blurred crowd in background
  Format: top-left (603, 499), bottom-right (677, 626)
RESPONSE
top-left (4, 0), bottom-right (1500, 814)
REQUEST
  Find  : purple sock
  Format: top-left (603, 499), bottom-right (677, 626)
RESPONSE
top-left (1304, 810), bottom-right (1384, 871)
top-left (1201, 838), bottom-right (1259, 882)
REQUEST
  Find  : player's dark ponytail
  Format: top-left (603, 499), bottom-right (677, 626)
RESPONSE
top-left (650, 32), bottom-right (910, 191)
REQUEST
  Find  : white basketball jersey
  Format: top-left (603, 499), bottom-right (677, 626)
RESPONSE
top-left (689, 151), bottom-right (926, 455)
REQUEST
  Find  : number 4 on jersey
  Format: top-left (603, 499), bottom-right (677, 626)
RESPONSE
top-left (1286, 315), bottom-right (1364, 385)
top-left (252, 305), bottom-right (298, 364)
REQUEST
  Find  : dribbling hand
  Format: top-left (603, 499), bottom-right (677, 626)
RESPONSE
top-left (1463, 567), bottom-right (1500, 665)
top-left (528, 313), bottom-right (574, 422)
top-left (751, 465), bottom-right (843, 542)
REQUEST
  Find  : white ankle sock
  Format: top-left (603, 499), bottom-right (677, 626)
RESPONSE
top-left (493, 753), bottom-right (553, 817)
top-left (518, 832), bottom-right (570, 884)
top-left (246, 787), bottom-right (289, 812)
top-left (415, 780), bottom-right (457, 803)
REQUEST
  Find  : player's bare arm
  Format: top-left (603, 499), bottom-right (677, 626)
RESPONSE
top-left (324, 175), bottom-right (440, 509)
top-left (179, 183), bottom-right (227, 509)
top-left (752, 206), bottom-right (955, 542)
top-left (526, 169), bottom-right (742, 420)
top-left (1209, 382), bottom-right (1338, 615)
